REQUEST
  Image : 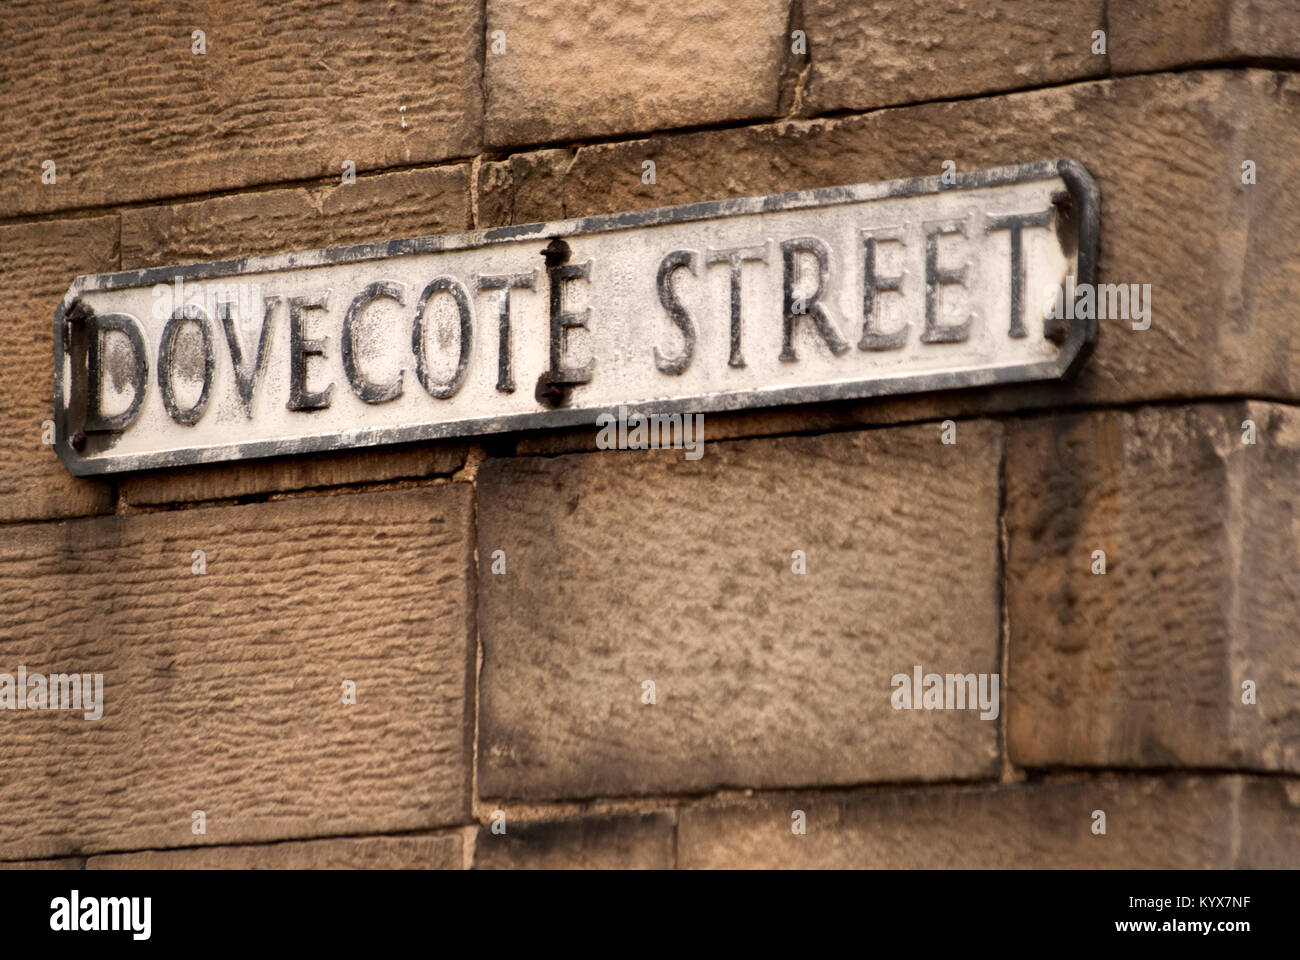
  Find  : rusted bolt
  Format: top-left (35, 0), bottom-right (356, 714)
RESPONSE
top-left (1051, 190), bottom-right (1073, 212)
top-left (541, 237), bottom-right (571, 267)
top-left (64, 300), bottom-right (94, 352)
top-left (65, 300), bottom-right (94, 324)
top-left (534, 372), bottom-right (572, 409)
top-left (70, 431), bottom-right (87, 452)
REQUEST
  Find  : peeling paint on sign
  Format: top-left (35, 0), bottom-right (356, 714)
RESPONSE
top-left (53, 159), bottom-right (1098, 476)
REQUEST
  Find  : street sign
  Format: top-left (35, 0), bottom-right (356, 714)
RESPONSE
top-left (53, 158), bottom-right (1097, 475)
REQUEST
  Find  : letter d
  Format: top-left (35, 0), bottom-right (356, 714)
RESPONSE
top-left (82, 312), bottom-right (149, 434)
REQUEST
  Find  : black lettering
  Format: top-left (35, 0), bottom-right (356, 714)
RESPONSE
top-left (780, 237), bottom-right (848, 362)
top-left (83, 312), bottom-right (148, 433)
top-left (220, 296), bottom-right (279, 418)
top-left (342, 281), bottom-right (405, 403)
top-left (706, 243), bottom-right (767, 368)
top-left (922, 219), bottom-right (973, 344)
top-left (476, 272), bottom-right (535, 393)
top-left (412, 276), bottom-right (472, 399)
top-left (287, 292), bottom-right (334, 411)
top-left (985, 209), bottom-right (1052, 339)
top-left (859, 229), bottom-right (908, 350)
top-left (158, 305), bottom-right (215, 425)
top-left (545, 255), bottom-right (594, 386)
top-left (654, 249), bottom-right (698, 375)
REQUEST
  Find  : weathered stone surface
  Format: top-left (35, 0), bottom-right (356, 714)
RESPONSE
top-left (679, 776), bottom-right (1300, 868)
top-left (798, 0), bottom-right (1106, 115)
top-left (0, 857), bottom-right (84, 870)
top-left (474, 812), bottom-right (673, 869)
top-left (0, 1), bottom-right (482, 217)
top-left (0, 217), bottom-right (118, 524)
top-left (482, 71), bottom-right (1300, 428)
top-left (86, 832), bottom-right (464, 869)
top-left (483, 0), bottom-right (788, 147)
top-left (119, 444), bottom-right (467, 508)
top-left (477, 423), bottom-right (1003, 801)
top-left (1006, 402), bottom-right (1300, 773)
top-left (1109, 0), bottom-right (1300, 72)
top-left (508, 401), bottom-right (997, 458)
top-left (1235, 779), bottom-right (1300, 867)
top-left (474, 150), bottom-right (570, 228)
top-left (0, 486), bottom-right (475, 860)
top-left (120, 166), bottom-right (471, 269)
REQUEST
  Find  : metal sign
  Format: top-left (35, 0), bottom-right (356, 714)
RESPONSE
top-left (53, 158), bottom-right (1098, 476)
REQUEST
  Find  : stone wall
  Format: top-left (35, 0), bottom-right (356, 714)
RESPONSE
top-left (2, 0), bottom-right (1298, 868)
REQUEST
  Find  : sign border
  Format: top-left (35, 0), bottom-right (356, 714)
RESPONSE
top-left (54, 158), bottom-right (1099, 476)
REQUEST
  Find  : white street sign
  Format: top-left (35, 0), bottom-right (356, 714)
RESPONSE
top-left (54, 159), bottom-right (1098, 475)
